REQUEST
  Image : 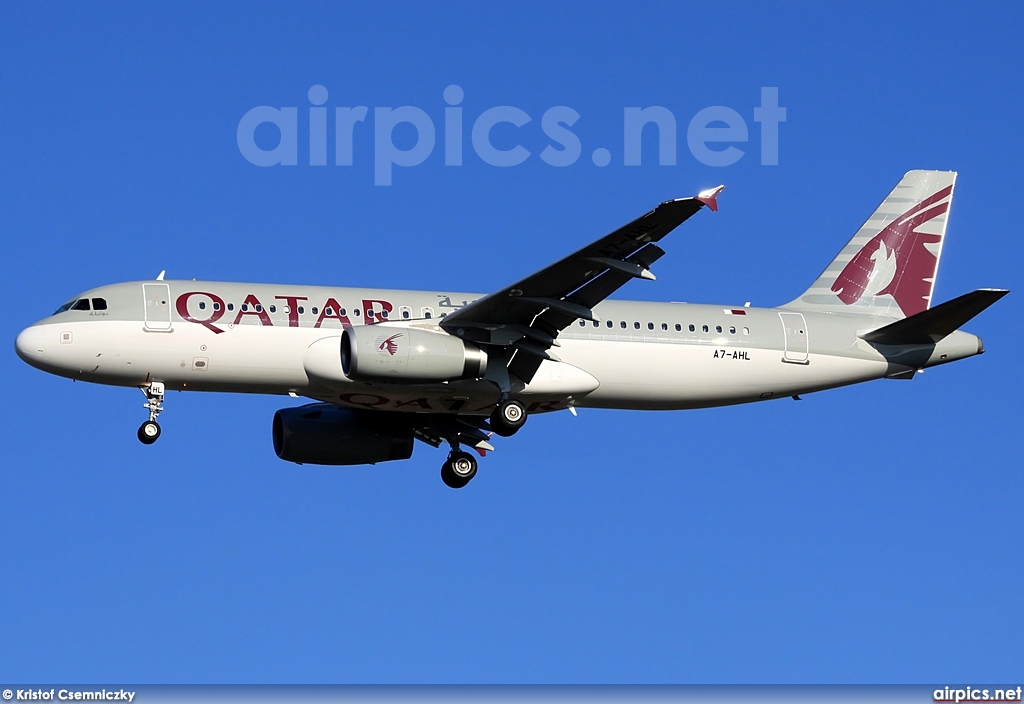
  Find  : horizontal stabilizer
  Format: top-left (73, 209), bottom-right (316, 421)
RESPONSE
top-left (861, 289), bottom-right (1009, 345)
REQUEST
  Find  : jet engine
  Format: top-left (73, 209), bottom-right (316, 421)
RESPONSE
top-left (272, 404), bottom-right (414, 465)
top-left (341, 326), bottom-right (487, 382)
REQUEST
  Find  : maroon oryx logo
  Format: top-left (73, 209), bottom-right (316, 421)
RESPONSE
top-left (377, 333), bottom-right (403, 356)
top-left (831, 185), bottom-right (952, 317)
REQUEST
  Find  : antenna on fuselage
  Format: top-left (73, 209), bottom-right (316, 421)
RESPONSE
top-left (156, 270), bottom-right (166, 281)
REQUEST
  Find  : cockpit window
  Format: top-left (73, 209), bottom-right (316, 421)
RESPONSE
top-left (55, 298), bottom-right (93, 314)
top-left (54, 297), bottom-right (107, 315)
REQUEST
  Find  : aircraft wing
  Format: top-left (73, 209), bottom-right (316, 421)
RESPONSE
top-left (440, 187), bottom-right (723, 383)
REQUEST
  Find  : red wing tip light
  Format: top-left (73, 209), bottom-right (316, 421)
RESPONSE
top-left (696, 185), bottom-right (725, 211)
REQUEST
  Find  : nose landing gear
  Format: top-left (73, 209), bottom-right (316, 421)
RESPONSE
top-left (138, 420), bottom-right (161, 444)
top-left (137, 381), bottom-right (165, 445)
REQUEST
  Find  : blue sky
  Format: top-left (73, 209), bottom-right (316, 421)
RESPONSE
top-left (1, 1), bottom-right (1022, 684)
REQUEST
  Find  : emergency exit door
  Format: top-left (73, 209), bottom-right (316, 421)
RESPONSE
top-left (779, 312), bottom-right (809, 364)
top-left (143, 283), bottom-right (172, 331)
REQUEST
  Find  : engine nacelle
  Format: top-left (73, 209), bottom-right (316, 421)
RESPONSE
top-left (272, 404), bottom-right (413, 465)
top-left (341, 325), bottom-right (487, 382)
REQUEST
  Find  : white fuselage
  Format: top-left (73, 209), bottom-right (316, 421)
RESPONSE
top-left (15, 280), bottom-right (983, 416)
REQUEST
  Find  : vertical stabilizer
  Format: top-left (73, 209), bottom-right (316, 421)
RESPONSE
top-left (784, 170), bottom-right (957, 319)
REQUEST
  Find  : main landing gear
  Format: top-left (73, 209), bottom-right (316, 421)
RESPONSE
top-left (490, 399), bottom-right (527, 437)
top-left (137, 381), bottom-right (165, 445)
top-left (440, 450), bottom-right (478, 489)
top-left (438, 399), bottom-right (528, 489)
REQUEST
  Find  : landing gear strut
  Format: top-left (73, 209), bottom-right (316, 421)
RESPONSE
top-left (138, 381), bottom-right (165, 445)
top-left (437, 397), bottom-right (522, 486)
top-left (440, 450), bottom-right (478, 489)
top-left (490, 398), bottom-right (527, 437)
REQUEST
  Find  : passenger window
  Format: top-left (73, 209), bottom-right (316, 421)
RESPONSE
top-left (702, 325), bottom-right (709, 333)
top-left (312, 307), bottom-right (319, 315)
top-left (298, 306), bottom-right (304, 315)
top-left (606, 320), bottom-right (613, 328)
top-left (729, 326), bottom-right (736, 334)
top-left (91, 298), bottom-right (107, 310)
top-left (213, 302), bottom-right (221, 311)
top-left (354, 309), bottom-right (360, 317)
top-left (381, 310), bottom-right (389, 319)
top-left (593, 320), bottom-right (599, 327)
top-left (241, 304), bottom-right (249, 312)
top-left (199, 302), bottom-right (207, 310)
top-left (579, 320), bottom-right (586, 327)
top-left (326, 307), bottom-right (334, 315)
top-left (72, 299), bottom-right (90, 311)
top-left (339, 308), bottom-right (346, 315)
top-left (648, 322), bottom-right (654, 330)
top-left (269, 305), bottom-right (277, 313)
top-left (227, 303), bottom-right (234, 311)
top-left (284, 306), bottom-right (290, 314)
top-left (716, 325), bottom-right (723, 334)
top-left (743, 327), bottom-right (750, 335)
top-left (255, 305), bottom-right (263, 313)
top-left (661, 323), bottom-right (668, 331)
top-left (400, 306), bottom-right (411, 320)
top-left (620, 321), bottom-right (626, 329)
top-left (675, 324), bottom-right (681, 332)
top-left (422, 307), bottom-right (434, 319)
top-left (689, 324), bottom-right (695, 332)
top-left (634, 322), bottom-right (640, 329)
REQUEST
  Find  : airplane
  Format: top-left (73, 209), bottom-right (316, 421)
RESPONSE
top-left (15, 170), bottom-right (1007, 488)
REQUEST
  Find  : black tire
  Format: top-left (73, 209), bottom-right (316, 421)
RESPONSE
top-left (138, 420), bottom-right (161, 445)
top-left (441, 460), bottom-right (471, 489)
top-left (490, 399), bottom-right (527, 437)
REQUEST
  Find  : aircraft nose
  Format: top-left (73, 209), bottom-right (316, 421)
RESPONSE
top-left (15, 324), bottom-right (48, 365)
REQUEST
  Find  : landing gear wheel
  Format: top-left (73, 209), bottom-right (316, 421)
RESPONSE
top-left (441, 451), bottom-right (477, 489)
top-left (138, 382), bottom-right (166, 445)
top-left (490, 399), bottom-right (527, 437)
top-left (138, 420), bottom-right (161, 445)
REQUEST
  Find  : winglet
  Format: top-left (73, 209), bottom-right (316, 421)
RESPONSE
top-left (696, 185), bottom-right (725, 212)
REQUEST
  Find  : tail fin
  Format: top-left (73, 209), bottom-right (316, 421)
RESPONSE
top-left (784, 170), bottom-right (957, 319)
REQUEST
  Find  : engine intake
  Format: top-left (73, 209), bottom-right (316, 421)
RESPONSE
top-left (272, 404), bottom-right (414, 465)
top-left (341, 326), bottom-right (487, 382)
